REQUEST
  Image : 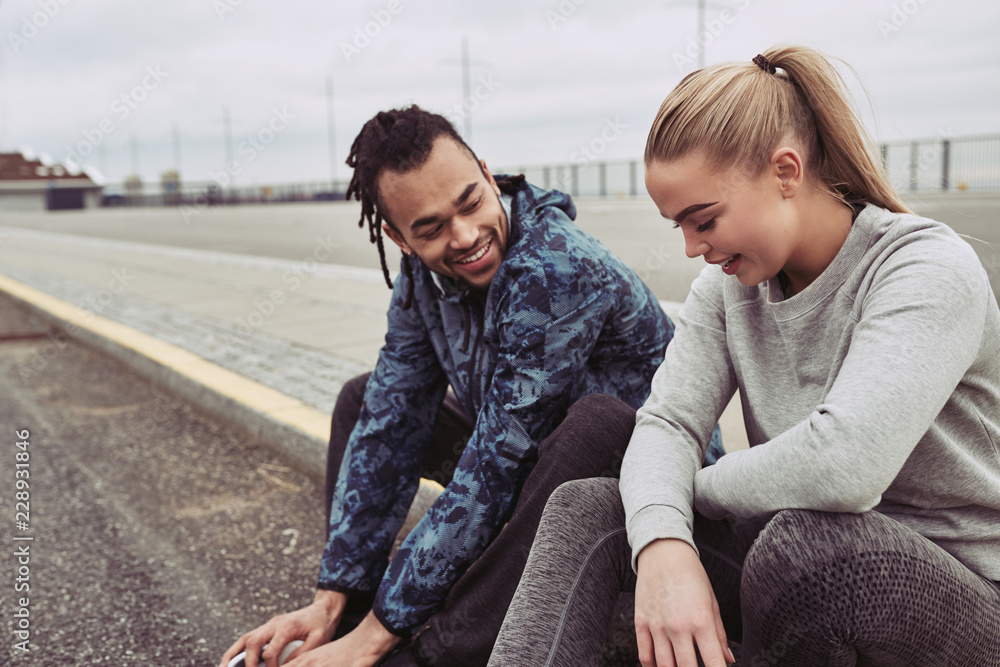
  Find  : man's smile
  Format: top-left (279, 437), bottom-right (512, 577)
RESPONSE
top-left (455, 238), bottom-right (493, 265)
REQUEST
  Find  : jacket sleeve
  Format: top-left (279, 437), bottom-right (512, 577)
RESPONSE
top-left (371, 275), bottom-right (617, 635)
top-left (317, 273), bottom-right (449, 595)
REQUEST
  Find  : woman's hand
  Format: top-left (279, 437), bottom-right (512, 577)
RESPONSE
top-left (634, 539), bottom-right (735, 667)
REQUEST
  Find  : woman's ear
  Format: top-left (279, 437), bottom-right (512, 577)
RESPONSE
top-left (771, 147), bottom-right (804, 199)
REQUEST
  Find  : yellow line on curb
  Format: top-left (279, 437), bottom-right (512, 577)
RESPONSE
top-left (0, 272), bottom-right (328, 438)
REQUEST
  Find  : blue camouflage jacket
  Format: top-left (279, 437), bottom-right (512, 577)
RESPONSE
top-left (319, 176), bottom-right (685, 634)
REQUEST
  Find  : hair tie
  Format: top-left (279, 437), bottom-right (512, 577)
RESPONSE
top-left (752, 54), bottom-right (776, 74)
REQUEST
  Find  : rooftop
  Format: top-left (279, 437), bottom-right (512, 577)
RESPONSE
top-left (0, 152), bottom-right (95, 184)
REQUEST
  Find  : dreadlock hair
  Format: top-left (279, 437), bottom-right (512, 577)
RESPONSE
top-left (345, 104), bottom-right (477, 309)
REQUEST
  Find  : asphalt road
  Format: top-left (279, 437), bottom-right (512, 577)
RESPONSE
top-left (2, 192), bottom-right (997, 302)
top-left (0, 292), bottom-right (328, 665)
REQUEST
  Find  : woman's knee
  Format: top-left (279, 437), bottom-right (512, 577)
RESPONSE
top-left (543, 478), bottom-right (625, 532)
top-left (741, 509), bottom-right (903, 611)
top-left (534, 478), bottom-right (632, 582)
top-left (742, 510), bottom-right (836, 594)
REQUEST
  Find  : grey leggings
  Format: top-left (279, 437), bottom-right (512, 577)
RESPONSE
top-left (489, 477), bottom-right (1000, 667)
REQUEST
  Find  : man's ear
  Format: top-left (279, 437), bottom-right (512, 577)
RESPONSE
top-left (480, 159), bottom-right (502, 197)
top-left (382, 223), bottom-right (412, 255)
top-left (771, 146), bottom-right (804, 199)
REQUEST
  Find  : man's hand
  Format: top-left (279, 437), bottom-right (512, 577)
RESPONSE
top-left (217, 589), bottom-right (346, 667)
top-left (634, 539), bottom-right (736, 667)
top-left (283, 612), bottom-right (402, 667)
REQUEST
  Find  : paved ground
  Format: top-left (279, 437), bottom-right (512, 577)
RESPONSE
top-left (0, 293), bottom-right (328, 665)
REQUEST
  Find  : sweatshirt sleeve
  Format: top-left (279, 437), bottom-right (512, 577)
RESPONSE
top-left (318, 274), bottom-right (448, 596)
top-left (371, 279), bottom-right (619, 635)
top-left (693, 240), bottom-right (990, 520)
top-left (620, 265), bottom-right (737, 570)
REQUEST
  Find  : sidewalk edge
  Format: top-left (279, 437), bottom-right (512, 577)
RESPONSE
top-left (0, 273), bottom-right (331, 483)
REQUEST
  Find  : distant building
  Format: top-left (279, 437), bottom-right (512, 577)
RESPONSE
top-left (0, 152), bottom-right (103, 212)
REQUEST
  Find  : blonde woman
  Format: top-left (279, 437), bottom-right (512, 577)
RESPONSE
top-left (488, 46), bottom-right (1000, 667)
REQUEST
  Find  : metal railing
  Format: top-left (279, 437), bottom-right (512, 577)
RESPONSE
top-left (100, 179), bottom-right (351, 208)
top-left (880, 133), bottom-right (1000, 193)
top-left (99, 133), bottom-right (1000, 208)
top-left (496, 161), bottom-right (643, 199)
top-left (501, 133), bottom-right (1000, 198)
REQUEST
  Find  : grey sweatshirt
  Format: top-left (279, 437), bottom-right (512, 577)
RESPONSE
top-left (621, 204), bottom-right (1000, 582)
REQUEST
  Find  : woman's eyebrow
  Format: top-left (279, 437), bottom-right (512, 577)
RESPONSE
top-left (668, 201), bottom-right (718, 223)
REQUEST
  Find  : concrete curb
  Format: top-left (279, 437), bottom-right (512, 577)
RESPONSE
top-left (0, 274), bottom-right (350, 486)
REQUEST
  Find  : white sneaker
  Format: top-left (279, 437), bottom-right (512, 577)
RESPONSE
top-left (227, 640), bottom-right (304, 667)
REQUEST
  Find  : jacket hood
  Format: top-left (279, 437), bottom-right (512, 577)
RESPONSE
top-left (495, 173), bottom-right (576, 227)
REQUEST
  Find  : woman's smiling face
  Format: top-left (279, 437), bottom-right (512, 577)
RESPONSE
top-left (644, 152), bottom-right (801, 288)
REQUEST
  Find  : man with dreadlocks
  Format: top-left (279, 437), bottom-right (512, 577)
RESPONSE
top-left (220, 105), bottom-right (722, 667)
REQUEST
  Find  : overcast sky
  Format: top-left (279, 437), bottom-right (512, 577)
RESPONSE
top-left (1, 0), bottom-right (997, 187)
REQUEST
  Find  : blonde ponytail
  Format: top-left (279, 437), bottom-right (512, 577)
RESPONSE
top-left (645, 45), bottom-right (910, 214)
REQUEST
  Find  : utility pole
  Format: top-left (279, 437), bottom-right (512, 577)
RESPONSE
top-left (172, 120), bottom-right (182, 177)
top-left (697, 0), bottom-right (705, 69)
top-left (461, 36), bottom-right (472, 145)
top-left (326, 76), bottom-right (338, 191)
top-left (99, 142), bottom-right (108, 181)
top-left (0, 0), bottom-right (5, 152)
top-left (665, 0), bottom-right (722, 71)
top-left (130, 132), bottom-right (139, 177)
top-left (439, 37), bottom-right (491, 147)
top-left (223, 104), bottom-right (234, 184)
